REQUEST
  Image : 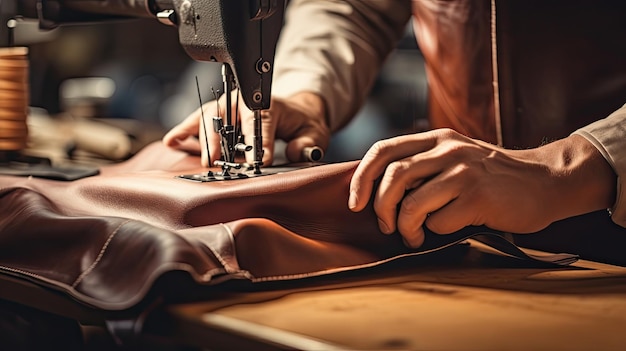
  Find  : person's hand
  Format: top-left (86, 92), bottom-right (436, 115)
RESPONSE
top-left (162, 91), bottom-right (330, 167)
top-left (348, 128), bottom-right (617, 248)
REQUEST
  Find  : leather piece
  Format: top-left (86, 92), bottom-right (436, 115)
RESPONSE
top-left (0, 143), bottom-right (577, 311)
top-left (0, 186), bottom-right (224, 309)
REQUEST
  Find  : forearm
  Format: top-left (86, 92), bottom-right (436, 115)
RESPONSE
top-left (271, 0), bottom-right (411, 131)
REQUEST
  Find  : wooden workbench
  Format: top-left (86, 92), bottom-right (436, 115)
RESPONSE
top-left (159, 241), bottom-right (626, 350)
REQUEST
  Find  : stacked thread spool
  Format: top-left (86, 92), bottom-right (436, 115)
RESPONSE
top-left (0, 47), bottom-right (29, 155)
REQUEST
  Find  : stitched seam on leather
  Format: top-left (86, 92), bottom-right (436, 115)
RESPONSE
top-left (250, 232), bottom-right (576, 282)
top-left (71, 219), bottom-right (131, 288)
top-left (204, 223), bottom-right (243, 275)
top-left (0, 266), bottom-right (56, 285)
top-left (250, 252), bottom-right (423, 282)
top-left (491, 0), bottom-right (503, 146)
top-left (250, 249), bottom-right (463, 283)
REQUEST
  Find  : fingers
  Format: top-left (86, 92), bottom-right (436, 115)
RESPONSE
top-left (162, 102), bottom-right (223, 167)
top-left (276, 93), bottom-right (330, 163)
top-left (372, 156), bottom-right (427, 234)
top-left (347, 129), bottom-right (496, 248)
top-left (372, 146), bottom-right (454, 234)
top-left (349, 130), bottom-right (442, 213)
top-left (371, 156), bottom-right (479, 248)
top-left (348, 127), bottom-right (575, 249)
top-left (162, 107), bottom-right (203, 148)
top-left (285, 136), bottom-right (322, 163)
top-left (424, 196), bottom-right (478, 235)
top-left (284, 121), bottom-right (330, 163)
top-left (239, 94), bottom-right (330, 165)
top-left (396, 168), bottom-right (467, 247)
top-left (163, 92), bottom-right (331, 167)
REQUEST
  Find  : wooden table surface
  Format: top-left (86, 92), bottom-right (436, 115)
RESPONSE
top-left (162, 240), bottom-right (626, 350)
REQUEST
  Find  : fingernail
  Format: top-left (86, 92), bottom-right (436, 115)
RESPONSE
top-left (348, 191), bottom-right (357, 210)
top-left (378, 218), bottom-right (391, 234)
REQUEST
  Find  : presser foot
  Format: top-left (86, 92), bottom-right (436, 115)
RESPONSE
top-left (176, 162), bottom-right (323, 183)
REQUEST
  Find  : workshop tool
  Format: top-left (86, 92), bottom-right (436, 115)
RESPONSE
top-left (19, 0), bottom-right (289, 179)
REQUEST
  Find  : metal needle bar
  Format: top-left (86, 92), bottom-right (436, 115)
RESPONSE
top-left (253, 110), bottom-right (263, 174)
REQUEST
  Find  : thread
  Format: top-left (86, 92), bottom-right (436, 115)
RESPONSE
top-left (0, 46), bottom-right (29, 154)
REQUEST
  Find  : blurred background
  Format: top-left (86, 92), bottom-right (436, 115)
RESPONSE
top-left (1, 0), bottom-right (428, 164)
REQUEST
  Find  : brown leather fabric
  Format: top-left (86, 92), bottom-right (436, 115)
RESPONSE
top-left (413, 0), bottom-right (626, 148)
top-left (0, 143), bottom-right (577, 311)
top-left (0, 143), bottom-right (410, 310)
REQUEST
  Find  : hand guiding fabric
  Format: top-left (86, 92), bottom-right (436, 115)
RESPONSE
top-left (348, 129), bottom-right (617, 249)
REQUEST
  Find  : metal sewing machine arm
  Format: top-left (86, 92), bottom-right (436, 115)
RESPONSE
top-left (19, 0), bottom-right (286, 175)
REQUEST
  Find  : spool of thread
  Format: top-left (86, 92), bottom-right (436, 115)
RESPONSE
top-left (0, 46), bottom-right (29, 157)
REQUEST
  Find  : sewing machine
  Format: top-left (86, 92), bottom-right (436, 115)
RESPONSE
top-left (5, 3), bottom-right (626, 351)
top-left (19, 0), bottom-right (286, 177)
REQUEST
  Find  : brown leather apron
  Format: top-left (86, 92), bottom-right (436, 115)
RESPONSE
top-left (413, 0), bottom-right (626, 148)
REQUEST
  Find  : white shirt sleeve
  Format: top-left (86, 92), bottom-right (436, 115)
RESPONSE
top-left (573, 103), bottom-right (626, 227)
top-left (271, 0), bottom-right (412, 131)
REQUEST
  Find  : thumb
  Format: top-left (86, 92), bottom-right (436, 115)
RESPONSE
top-left (162, 109), bottom-right (202, 149)
top-left (277, 92), bottom-right (330, 163)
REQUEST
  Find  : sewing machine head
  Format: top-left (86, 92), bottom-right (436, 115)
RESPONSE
top-left (21, 0), bottom-right (285, 112)
top-left (18, 0), bottom-right (286, 176)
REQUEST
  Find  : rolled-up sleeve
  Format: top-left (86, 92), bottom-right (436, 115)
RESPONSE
top-left (271, 0), bottom-right (411, 131)
top-left (573, 104), bottom-right (626, 227)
